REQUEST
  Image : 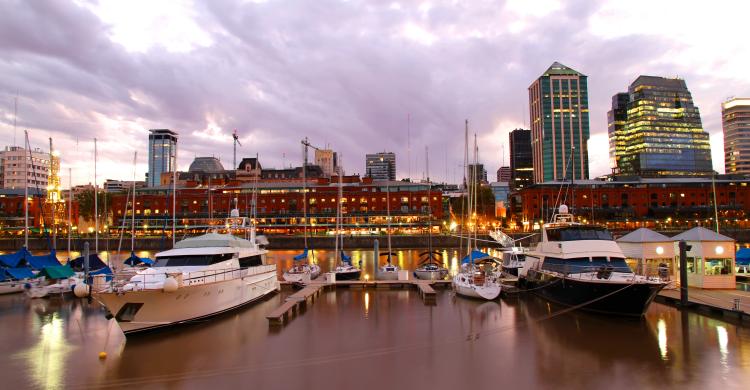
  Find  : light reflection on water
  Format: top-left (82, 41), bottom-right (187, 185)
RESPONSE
top-left (657, 318), bottom-right (668, 360)
top-left (19, 312), bottom-right (71, 390)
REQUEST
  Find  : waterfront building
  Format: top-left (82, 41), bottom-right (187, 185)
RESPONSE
top-left (672, 227), bottom-right (736, 289)
top-left (314, 149), bottom-right (337, 178)
top-left (497, 166), bottom-right (511, 182)
top-left (607, 93), bottom-right (629, 172)
top-left (528, 62), bottom-right (590, 182)
top-left (365, 152), bottom-right (396, 181)
top-left (147, 129), bottom-right (178, 187)
top-left (722, 98), bottom-right (750, 175)
top-left (509, 129), bottom-right (533, 191)
top-left (0, 146), bottom-right (50, 190)
top-left (616, 228), bottom-right (675, 277)
top-left (611, 76), bottom-right (712, 177)
top-left (467, 163), bottom-right (487, 185)
top-left (236, 157), bottom-right (262, 181)
top-left (103, 179), bottom-right (145, 193)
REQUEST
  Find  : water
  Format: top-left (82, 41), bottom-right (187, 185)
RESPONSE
top-left (2, 249), bottom-right (750, 389)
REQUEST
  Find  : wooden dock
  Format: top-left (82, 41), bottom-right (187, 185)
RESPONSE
top-left (266, 283), bottom-right (330, 326)
top-left (656, 287), bottom-right (750, 324)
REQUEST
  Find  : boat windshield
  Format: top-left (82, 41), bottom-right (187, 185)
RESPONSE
top-left (153, 253), bottom-right (234, 267)
top-left (546, 227), bottom-right (613, 241)
top-left (542, 256), bottom-right (632, 274)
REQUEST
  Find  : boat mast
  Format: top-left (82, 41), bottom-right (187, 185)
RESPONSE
top-left (94, 138), bottom-right (98, 254)
top-left (461, 120), bottom-right (468, 259)
top-left (131, 152), bottom-right (137, 253)
top-left (67, 168), bottom-right (72, 258)
top-left (23, 130), bottom-right (29, 249)
top-left (172, 138), bottom-right (177, 246)
top-left (386, 181), bottom-right (392, 261)
top-left (302, 138), bottom-right (308, 249)
top-left (426, 145), bottom-right (433, 260)
top-left (335, 163), bottom-right (341, 264)
top-left (473, 134), bottom-right (479, 250)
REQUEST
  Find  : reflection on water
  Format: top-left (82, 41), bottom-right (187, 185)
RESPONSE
top-left (1, 283), bottom-right (749, 388)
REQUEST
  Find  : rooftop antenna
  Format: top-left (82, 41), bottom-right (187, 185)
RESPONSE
top-left (13, 93), bottom-right (18, 147)
top-left (232, 129), bottom-right (241, 170)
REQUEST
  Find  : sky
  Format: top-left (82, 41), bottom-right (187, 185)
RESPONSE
top-left (1, 0), bottom-right (749, 186)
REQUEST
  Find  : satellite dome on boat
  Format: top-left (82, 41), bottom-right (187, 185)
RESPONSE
top-left (559, 205), bottom-right (569, 214)
top-left (188, 157), bottom-right (225, 173)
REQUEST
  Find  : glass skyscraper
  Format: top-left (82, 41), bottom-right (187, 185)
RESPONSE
top-left (610, 76), bottom-right (712, 177)
top-left (147, 129), bottom-right (178, 187)
top-left (723, 98), bottom-right (750, 175)
top-left (528, 62), bottom-right (590, 183)
top-left (607, 93), bottom-right (629, 172)
top-left (365, 152), bottom-right (396, 181)
top-left (509, 128), bottom-right (532, 191)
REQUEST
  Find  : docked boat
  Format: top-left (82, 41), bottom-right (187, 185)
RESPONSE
top-left (26, 265), bottom-right (82, 299)
top-left (0, 268), bottom-right (37, 295)
top-left (500, 246), bottom-right (526, 277)
top-left (333, 251), bottom-right (361, 280)
top-left (519, 205), bottom-right (668, 316)
top-left (283, 249), bottom-right (322, 282)
top-left (414, 252), bottom-right (449, 280)
top-left (92, 213), bottom-right (278, 335)
top-left (453, 250), bottom-right (502, 300)
top-left (378, 182), bottom-right (399, 281)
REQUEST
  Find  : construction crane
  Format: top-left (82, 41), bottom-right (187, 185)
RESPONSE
top-left (232, 129), bottom-right (242, 170)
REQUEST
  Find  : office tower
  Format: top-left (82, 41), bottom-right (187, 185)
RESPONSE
top-left (528, 62), bottom-right (590, 182)
top-left (467, 163), bottom-right (487, 185)
top-left (607, 93), bottom-right (629, 172)
top-left (147, 129), bottom-right (178, 187)
top-left (365, 152), bottom-right (396, 181)
top-left (509, 129), bottom-right (533, 190)
top-left (497, 166), bottom-right (511, 182)
top-left (723, 98), bottom-right (750, 175)
top-left (0, 146), bottom-right (50, 189)
top-left (612, 76), bottom-right (712, 177)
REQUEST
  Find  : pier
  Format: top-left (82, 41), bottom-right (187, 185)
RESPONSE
top-left (656, 287), bottom-right (750, 324)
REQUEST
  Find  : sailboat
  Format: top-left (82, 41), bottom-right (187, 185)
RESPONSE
top-left (414, 146), bottom-right (448, 280)
top-left (378, 182), bottom-right (399, 280)
top-left (332, 162), bottom-right (360, 281)
top-left (283, 139), bottom-right (321, 282)
top-left (452, 127), bottom-right (501, 300)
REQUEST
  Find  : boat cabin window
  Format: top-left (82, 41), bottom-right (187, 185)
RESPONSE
top-left (154, 253), bottom-right (234, 267)
top-left (239, 255), bottom-right (263, 268)
top-left (546, 227), bottom-right (613, 241)
top-left (543, 256), bottom-right (632, 273)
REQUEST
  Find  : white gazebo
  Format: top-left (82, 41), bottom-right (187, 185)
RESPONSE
top-left (617, 228), bottom-right (675, 277)
top-left (672, 227), bottom-right (736, 289)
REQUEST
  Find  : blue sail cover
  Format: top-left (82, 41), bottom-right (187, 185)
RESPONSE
top-left (5, 267), bottom-right (35, 280)
top-left (27, 250), bottom-right (62, 270)
top-left (123, 252), bottom-right (154, 266)
top-left (70, 254), bottom-right (108, 271)
top-left (0, 248), bottom-right (31, 268)
top-left (461, 250), bottom-right (491, 264)
top-left (737, 248), bottom-right (750, 266)
top-left (293, 248), bottom-right (309, 261)
top-left (87, 266), bottom-right (114, 283)
top-left (340, 251), bottom-right (352, 263)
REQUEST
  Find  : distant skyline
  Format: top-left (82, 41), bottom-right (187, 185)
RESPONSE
top-left (1, 0), bottom-right (749, 185)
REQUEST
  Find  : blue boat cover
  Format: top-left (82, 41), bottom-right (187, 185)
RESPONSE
top-left (340, 251), bottom-right (351, 263)
top-left (0, 248), bottom-right (31, 268)
top-left (5, 267), bottom-right (35, 280)
top-left (27, 250), bottom-right (62, 270)
top-left (736, 249), bottom-right (750, 266)
top-left (123, 252), bottom-right (154, 266)
top-left (293, 248), bottom-right (309, 261)
top-left (461, 250), bottom-right (491, 264)
top-left (87, 266), bottom-right (114, 283)
top-left (70, 254), bottom-right (108, 271)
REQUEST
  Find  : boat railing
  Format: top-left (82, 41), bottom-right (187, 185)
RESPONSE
top-left (543, 262), bottom-right (667, 283)
top-left (97, 264), bottom-right (276, 292)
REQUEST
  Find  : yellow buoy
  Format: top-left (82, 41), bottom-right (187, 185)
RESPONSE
top-left (99, 352), bottom-right (107, 360)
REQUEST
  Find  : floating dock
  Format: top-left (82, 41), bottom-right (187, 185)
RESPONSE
top-left (656, 287), bottom-right (750, 324)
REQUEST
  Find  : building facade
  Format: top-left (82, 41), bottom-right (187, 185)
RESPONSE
top-left (314, 149), bottom-right (337, 178)
top-left (0, 146), bottom-right (50, 190)
top-left (509, 129), bottom-right (533, 191)
top-left (467, 164), bottom-right (487, 185)
top-left (723, 98), bottom-right (750, 175)
top-left (147, 129), bottom-right (178, 187)
top-left (366, 152), bottom-right (396, 181)
top-left (612, 76), bottom-right (712, 177)
top-left (607, 93), bottom-right (629, 172)
top-left (497, 166), bottom-right (511, 182)
top-left (528, 62), bottom-right (590, 183)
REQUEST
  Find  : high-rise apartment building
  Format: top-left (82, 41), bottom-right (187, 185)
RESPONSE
top-left (147, 129), bottom-right (178, 187)
top-left (607, 93), bottom-right (629, 172)
top-left (314, 149), bottom-right (337, 178)
top-left (723, 98), bottom-right (750, 175)
top-left (365, 152), bottom-right (396, 181)
top-left (528, 62), bottom-right (590, 182)
top-left (509, 129), bottom-right (533, 191)
top-left (610, 76), bottom-right (712, 177)
top-left (497, 166), bottom-right (511, 182)
top-left (0, 146), bottom-right (50, 190)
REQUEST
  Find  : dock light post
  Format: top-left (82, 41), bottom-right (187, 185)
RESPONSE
top-left (678, 240), bottom-right (691, 307)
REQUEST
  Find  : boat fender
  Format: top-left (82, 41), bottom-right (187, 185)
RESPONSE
top-left (24, 283), bottom-right (31, 289)
top-left (163, 277), bottom-right (179, 292)
top-left (73, 283), bottom-right (89, 298)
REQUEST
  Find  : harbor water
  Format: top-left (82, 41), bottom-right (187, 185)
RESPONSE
top-left (0, 249), bottom-right (749, 389)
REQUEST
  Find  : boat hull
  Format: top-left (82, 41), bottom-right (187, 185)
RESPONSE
top-left (377, 271), bottom-right (399, 280)
top-left (96, 268), bottom-right (278, 334)
top-left (453, 275), bottom-right (501, 300)
top-left (334, 269), bottom-right (361, 281)
top-left (0, 281), bottom-right (26, 295)
top-left (282, 265), bottom-right (322, 283)
top-left (414, 269), bottom-right (448, 281)
top-left (522, 270), bottom-right (667, 316)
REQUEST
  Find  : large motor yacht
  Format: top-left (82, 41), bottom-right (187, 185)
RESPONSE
top-left (92, 211), bottom-right (278, 335)
top-left (519, 205), bottom-right (668, 316)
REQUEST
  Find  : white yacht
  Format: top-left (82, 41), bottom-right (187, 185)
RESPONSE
top-left (519, 205), bottom-right (668, 316)
top-left (283, 249), bottom-right (322, 283)
top-left (452, 250), bottom-right (502, 300)
top-left (92, 214), bottom-right (277, 335)
top-left (500, 246), bottom-right (526, 277)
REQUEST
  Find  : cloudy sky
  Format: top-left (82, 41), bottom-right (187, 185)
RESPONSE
top-left (1, 0), bottom-right (749, 186)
